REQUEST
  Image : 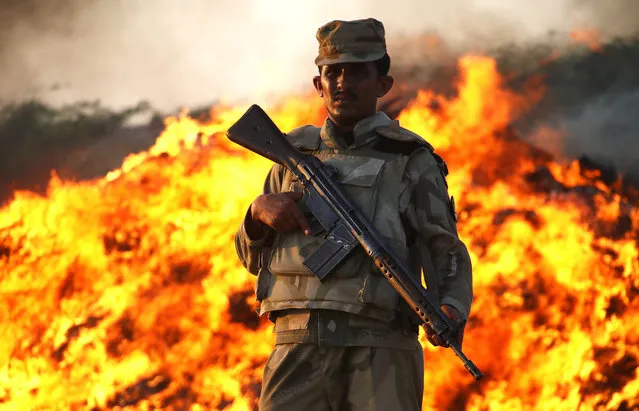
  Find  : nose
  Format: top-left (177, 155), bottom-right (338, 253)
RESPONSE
top-left (336, 67), bottom-right (356, 90)
top-left (336, 69), bottom-right (346, 88)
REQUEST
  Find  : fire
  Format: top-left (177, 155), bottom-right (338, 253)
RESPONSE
top-left (569, 28), bottom-right (603, 52)
top-left (1, 55), bottom-right (638, 410)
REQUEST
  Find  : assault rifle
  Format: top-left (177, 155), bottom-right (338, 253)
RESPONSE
top-left (226, 104), bottom-right (483, 381)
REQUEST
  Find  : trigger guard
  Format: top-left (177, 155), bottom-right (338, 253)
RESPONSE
top-left (300, 189), bottom-right (325, 236)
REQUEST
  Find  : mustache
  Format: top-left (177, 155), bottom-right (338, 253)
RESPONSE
top-left (332, 90), bottom-right (357, 100)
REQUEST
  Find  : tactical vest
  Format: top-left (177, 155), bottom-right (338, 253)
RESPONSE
top-left (258, 123), bottom-right (434, 322)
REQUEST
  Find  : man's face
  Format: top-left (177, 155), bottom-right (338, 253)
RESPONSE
top-left (313, 62), bottom-right (393, 129)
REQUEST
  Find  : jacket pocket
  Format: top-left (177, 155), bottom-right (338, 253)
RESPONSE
top-left (358, 269), bottom-right (399, 311)
top-left (269, 156), bottom-right (385, 278)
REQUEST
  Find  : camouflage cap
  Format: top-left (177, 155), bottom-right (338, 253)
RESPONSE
top-left (315, 18), bottom-right (387, 66)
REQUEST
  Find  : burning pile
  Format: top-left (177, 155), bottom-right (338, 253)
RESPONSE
top-left (1, 55), bottom-right (637, 410)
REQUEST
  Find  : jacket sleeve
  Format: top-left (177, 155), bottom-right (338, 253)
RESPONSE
top-left (234, 164), bottom-right (285, 275)
top-left (399, 148), bottom-right (474, 320)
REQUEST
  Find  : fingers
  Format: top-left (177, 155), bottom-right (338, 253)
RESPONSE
top-left (290, 203), bottom-right (310, 235)
top-left (441, 304), bottom-right (464, 347)
top-left (425, 326), bottom-right (443, 347)
top-left (252, 192), bottom-right (310, 234)
top-left (273, 213), bottom-right (299, 232)
top-left (441, 305), bottom-right (462, 322)
top-left (281, 191), bottom-right (309, 235)
top-left (282, 191), bottom-right (303, 201)
top-left (425, 332), bottom-right (440, 347)
top-left (429, 333), bottom-right (448, 347)
top-left (426, 332), bottom-right (448, 347)
top-left (440, 304), bottom-right (464, 347)
top-left (426, 313), bottom-right (460, 348)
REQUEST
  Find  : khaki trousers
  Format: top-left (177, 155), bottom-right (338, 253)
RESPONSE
top-left (259, 343), bottom-right (424, 411)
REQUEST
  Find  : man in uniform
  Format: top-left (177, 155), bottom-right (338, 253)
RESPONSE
top-left (234, 18), bottom-right (473, 411)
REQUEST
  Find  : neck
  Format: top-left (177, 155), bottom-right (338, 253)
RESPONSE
top-left (334, 122), bottom-right (355, 133)
top-left (329, 111), bottom-right (376, 133)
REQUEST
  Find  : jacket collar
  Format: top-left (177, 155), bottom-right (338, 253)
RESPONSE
top-left (319, 112), bottom-right (395, 149)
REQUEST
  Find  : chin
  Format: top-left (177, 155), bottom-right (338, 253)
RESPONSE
top-left (330, 108), bottom-right (361, 122)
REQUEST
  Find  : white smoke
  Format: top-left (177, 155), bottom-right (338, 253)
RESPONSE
top-left (0, 0), bottom-right (637, 111)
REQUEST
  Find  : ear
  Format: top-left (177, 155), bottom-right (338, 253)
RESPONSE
top-left (377, 75), bottom-right (394, 98)
top-left (312, 75), bottom-right (324, 97)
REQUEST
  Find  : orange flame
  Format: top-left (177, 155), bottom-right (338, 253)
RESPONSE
top-left (570, 28), bottom-right (603, 52)
top-left (1, 55), bottom-right (638, 410)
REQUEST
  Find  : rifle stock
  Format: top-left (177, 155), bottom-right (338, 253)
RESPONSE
top-left (227, 104), bottom-right (483, 381)
top-left (226, 104), bottom-right (308, 169)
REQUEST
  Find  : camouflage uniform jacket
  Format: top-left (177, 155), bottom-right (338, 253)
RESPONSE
top-left (235, 112), bottom-right (473, 346)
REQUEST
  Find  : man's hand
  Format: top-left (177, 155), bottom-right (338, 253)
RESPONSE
top-left (425, 304), bottom-right (465, 348)
top-left (248, 192), bottom-right (310, 235)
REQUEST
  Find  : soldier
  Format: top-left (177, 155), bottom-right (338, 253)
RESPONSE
top-left (235, 18), bottom-right (473, 411)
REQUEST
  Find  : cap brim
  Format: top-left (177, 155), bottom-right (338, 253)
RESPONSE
top-left (315, 50), bottom-right (386, 66)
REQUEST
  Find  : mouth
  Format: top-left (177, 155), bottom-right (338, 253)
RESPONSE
top-left (333, 95), bottom-right (356, 105)
top-left (333, 91), bottom-right (357, 102)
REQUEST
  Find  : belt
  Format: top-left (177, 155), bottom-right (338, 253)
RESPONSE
top-left (271, 309), bottom-right (420, 349)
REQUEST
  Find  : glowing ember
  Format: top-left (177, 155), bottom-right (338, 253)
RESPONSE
top-left (1, 55), bottom-right (637, 410)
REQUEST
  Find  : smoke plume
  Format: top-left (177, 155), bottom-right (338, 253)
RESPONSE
top-left (0, 0), bottom-right (638, 174)
top-left (0, 0), bottom-right (637, 109)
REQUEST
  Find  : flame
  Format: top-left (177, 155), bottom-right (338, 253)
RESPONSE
top-left (1, 55), bottom-right (638, 410)
top-left (569, 28), bottom-right (603, 52)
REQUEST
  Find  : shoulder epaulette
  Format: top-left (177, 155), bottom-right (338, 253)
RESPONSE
top-left (373, 124), bottom-right (434, 156)
top-left (376, 125), bottom-right (435, 151)
top-left (376, 123), bottom-right (449, 178)
top-left (285, 125), bottom-right (321, 151)
top-left (432, 152), bottom-right (449, 177)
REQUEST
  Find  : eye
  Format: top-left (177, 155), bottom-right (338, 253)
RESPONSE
top-left (324, 68), bottom-right (338, 78)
